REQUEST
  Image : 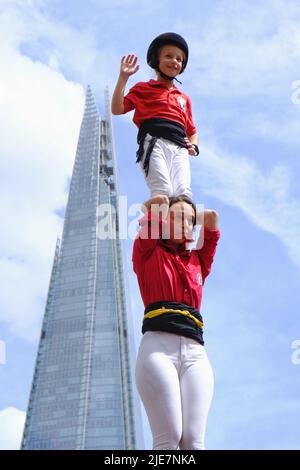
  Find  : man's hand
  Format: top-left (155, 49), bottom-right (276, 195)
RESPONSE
top-left (194, 210), bottom-right (219, 230)
top-left (120, 54), bottom-right (139, 80)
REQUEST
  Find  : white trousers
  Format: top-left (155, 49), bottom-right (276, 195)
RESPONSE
top-left (139, 134), bottom-right (192, 199)
top-left (135, 331), bottom-right (214, 450)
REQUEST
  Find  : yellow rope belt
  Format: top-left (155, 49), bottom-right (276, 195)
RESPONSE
top-left (143, 307), bottom-right (204, 328)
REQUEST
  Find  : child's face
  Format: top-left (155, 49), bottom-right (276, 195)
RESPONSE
top-left (157, 45), bottom-right (185, 77)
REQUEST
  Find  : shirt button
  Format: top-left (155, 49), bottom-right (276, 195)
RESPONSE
top-left (184, 288), bottom-right (188, 292)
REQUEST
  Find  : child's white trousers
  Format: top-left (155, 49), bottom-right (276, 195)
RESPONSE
top-left (139, 134), bottom-right (192, 199)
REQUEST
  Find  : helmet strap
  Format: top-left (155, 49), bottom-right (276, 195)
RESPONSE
top-left (157, 68), bottom-right (182, 85)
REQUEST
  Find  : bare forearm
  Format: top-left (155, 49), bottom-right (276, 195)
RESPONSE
top-left (195, 209), bottom-right (219, 229)
top-left (203, 209), bottom-right (219, 230)
top-left (188, 133), bottom-right (198, 145)
top-left (111, 75), bottom-right (128, 114)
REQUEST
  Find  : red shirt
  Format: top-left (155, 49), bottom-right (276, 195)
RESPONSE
top-left (132, 210), bottom-right (220, 311)
top-left (123, 80), bottom-right (197, 137)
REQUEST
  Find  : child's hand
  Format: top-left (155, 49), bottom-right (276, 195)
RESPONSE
top-left (184, 137), bottom-right (197, 156)
top-left (120, 54), bottom-right (139, 79)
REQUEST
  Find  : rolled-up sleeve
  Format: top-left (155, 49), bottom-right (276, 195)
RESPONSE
top-left (197, 228), bottom-right (220, 282)
top-left (132, 210), bottom-right (166, 273)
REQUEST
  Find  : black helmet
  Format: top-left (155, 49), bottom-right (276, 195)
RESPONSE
top-left (147, 32), bottom-right (189, 74)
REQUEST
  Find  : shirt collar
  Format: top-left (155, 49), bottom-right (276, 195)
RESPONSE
top-left (148, 79), bottom-right (177, 90)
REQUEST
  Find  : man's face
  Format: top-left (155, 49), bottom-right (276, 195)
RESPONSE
top-left (158, 44), bottom-right (184, 76)
top-left (165, 202), bottom-right (195, 244)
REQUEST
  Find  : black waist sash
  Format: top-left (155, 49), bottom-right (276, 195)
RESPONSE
top-left (136, 118), bottom-right (188, 176)
top-left (142, 300), bottom-right (204, 345)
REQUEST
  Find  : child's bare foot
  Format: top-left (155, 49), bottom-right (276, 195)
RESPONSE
top-left (141, 194), bottom-right (169, 213)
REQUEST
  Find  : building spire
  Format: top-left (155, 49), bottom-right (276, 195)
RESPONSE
top-left (83, 84), bottom-right (98, 118)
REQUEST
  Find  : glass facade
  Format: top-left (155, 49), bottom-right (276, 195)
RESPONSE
top-left (21, 87), bottom-right (139, 450)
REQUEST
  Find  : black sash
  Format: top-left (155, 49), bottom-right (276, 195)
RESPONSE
top-left (142, 300), bottom-right (204, 345)
top-left (136, 118), bottom-right (188, 176)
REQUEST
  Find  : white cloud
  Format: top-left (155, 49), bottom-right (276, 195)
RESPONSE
top-left (0, 0), bottom-right (124, 96)
top-left (227, 109), bottom-right (300, 146)
top-left (184, 0), bottom-right (300, 147)
top-left (193, 140), bottom-right (300, 268)
top-left (188, 0), bottom-right (300, 97)
top-left (0, 407), bottom-right (26, 450)
top-left (0, 3), bottom-right (84, 340)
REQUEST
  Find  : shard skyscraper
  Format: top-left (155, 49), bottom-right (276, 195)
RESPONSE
top-left (21, 87), bottom-right (142, 450)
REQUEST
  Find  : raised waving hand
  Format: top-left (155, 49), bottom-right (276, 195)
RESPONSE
top-left (120, 54), bottom-right (139, 79)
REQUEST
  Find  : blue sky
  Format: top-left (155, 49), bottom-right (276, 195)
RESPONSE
top-left (0, 0), bottom-right (300, 449)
